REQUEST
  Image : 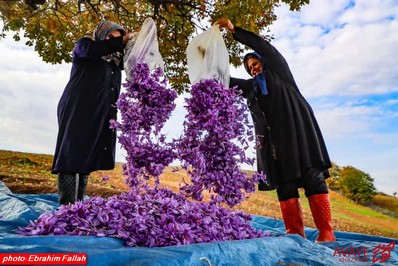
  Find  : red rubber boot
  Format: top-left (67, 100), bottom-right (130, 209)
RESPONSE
top-left (308, 194), bottom-right (336, 242)
top-left (279, 198), bottom-right (306, 238)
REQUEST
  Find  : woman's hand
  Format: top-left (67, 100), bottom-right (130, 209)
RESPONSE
top-left (122, 31), bottom-right (130, 44)
top-left (216, 18), bottom-right (234, 32)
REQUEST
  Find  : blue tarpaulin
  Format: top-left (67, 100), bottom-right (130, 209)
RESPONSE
top-left (1, 181), bottom-right (397, 266)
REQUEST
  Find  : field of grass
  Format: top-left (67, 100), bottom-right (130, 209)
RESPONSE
top-left (1, 149), bottom-right (397, 238)
top-left (372, 194), bottom-right (398, 217)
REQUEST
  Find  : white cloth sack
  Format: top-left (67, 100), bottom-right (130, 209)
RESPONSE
top-left (124, 17), bottom-right (164, 80)
top-left (186, 24), bottom-right (230, 87)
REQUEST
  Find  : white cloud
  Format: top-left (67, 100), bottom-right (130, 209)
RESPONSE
top-left (340, 0), bottom-right (398, 25)
top-left (270, 0), bottom-right (398, 98)
top-left (316, 104), bottom-right (373, 138)
top-left (299, 0), bottom-right (350, 26)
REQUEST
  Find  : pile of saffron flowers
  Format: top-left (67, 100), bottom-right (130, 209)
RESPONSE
top-left (17, 186), bottom-right (267, 247)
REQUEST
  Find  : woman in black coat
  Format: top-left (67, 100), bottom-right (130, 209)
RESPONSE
top-left (217, 18), bottom-right (335, 242)
top-left (51, 21), bottom-right (130, 205)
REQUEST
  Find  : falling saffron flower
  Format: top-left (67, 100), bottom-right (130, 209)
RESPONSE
top-left (110, 63), bottom-right (177, 189)
top-left (175, 79), bottom-right (263, 207)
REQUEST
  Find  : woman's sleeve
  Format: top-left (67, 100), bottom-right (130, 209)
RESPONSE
top-left (232, 27), bottom-right (294, 80)
top-left (230, 77), bottom-right (253, 98)
top-left (74, 37), bottom-right (125, 59)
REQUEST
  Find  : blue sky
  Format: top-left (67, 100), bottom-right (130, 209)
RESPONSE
top-left (0, 0), bottom-right (397, 195)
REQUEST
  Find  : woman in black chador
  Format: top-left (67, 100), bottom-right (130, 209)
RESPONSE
top-left (52, 21), bottom-right (130, 205)
top-left (217, 18), bottom-right (335, 242)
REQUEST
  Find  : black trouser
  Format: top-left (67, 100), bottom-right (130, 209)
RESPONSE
top-left (57, 173), bottom-right (89, 205)
top-left (276, 169), bottom-right (329, 201)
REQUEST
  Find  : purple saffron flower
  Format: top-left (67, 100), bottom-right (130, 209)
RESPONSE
top-left (175, 79), bottom-right (261, 207)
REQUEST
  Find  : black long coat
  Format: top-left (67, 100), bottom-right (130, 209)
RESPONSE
top-left (230, 27), bottom-right (331, 190)
top-left (51, 37), bottom-right (125, 175)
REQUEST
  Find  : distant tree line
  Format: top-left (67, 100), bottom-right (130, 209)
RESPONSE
top-left (326, 163), bottom-right (377, 205)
